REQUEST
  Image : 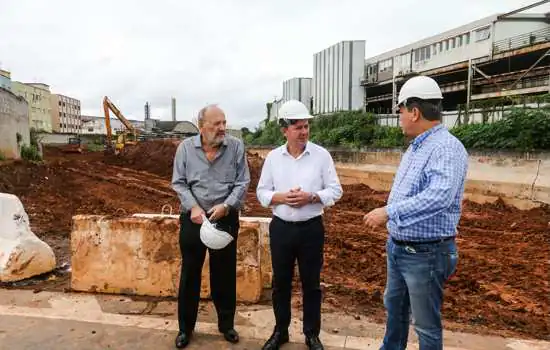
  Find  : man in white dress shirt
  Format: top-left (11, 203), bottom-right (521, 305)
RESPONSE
top-left (256, 100), bottom-right (343, 350)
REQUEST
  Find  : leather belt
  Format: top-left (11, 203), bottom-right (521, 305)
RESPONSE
top-left (391, 236), bottom-right (455, 246)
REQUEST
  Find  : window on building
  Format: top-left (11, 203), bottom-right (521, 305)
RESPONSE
top-left (475, 26), bottom-right (491, 41)
top-left (457, 36), bottom-right (463, 47)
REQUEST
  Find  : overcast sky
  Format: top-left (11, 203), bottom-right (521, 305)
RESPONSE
top-left (0, 0), bottom-right (544, 129)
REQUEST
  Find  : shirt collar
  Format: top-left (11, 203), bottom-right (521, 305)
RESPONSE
top-left (281, 141), bottom-right (311, 157)
top-left (193, 134), bottom-right (228, 148)
top-left (411, 124), bottom-right (444, 150)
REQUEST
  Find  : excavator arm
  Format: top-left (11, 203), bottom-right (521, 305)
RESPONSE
top-left (103, 96), bottom-right (138, 154)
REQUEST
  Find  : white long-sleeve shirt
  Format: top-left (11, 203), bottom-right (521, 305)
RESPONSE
top-left (256, 142), bottom-right (343, 222)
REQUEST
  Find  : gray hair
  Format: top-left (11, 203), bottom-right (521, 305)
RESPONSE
top-left (197, 103), bottom-right (219, 127)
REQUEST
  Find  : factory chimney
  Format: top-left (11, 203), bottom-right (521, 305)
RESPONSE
top-left (171, 97), bottom-right (176, 122)
top-left (144, 102), bottom-right (151, 120)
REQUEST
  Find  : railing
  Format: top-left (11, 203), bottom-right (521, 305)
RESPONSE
top-left (493, 27), bottom-right (550, 54)
top-left (479, 75), bottom-right (550, 94)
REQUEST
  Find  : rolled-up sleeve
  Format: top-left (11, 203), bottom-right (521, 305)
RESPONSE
top-left (224, 141), bottom-right (251, 209)
top-left (256, 153), bottom-right (275, 208)
top-left (316, 152), bottom-right (343, 207)
top-left (171, 142), bottom-right (199, 212)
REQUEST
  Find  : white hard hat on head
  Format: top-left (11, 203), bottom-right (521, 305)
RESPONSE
top-left (278, 100), bottom-right (313, 120)
top-left (394, 75), bottom-right (443, 112)
top-left (199, 215), bottom-right (234, 250)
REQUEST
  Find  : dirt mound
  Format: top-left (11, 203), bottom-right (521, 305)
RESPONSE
top-left (106, 139), bottom-right (181, 178)
top-left (0, 146), bottom-right (549, 339)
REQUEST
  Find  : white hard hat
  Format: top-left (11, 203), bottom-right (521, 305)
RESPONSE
top-left (394, 76), bottom-right (443, 111)
top-left (199, 215), bottom-right (234, 250)
top-left (278, 100), bottom-right (313, 120)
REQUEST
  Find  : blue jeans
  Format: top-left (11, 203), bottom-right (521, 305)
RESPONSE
top-left (380, 238), bottom-right (458, 350)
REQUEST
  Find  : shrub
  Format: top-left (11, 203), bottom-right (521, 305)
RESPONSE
top-left (20, 144), bottom-right (42, 161)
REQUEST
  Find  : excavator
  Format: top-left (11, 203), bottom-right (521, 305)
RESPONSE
top-left (103, 96), bottom-right (139, 155)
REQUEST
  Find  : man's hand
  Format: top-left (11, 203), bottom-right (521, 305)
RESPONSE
top-left (207, 203), bottom-right (229, 222)
top-left (287, 189), bottom-right (312, 208)
top-left (191, 206), bottom-right (205, 225)
top-left (363, 207), bottom-right (389, 230)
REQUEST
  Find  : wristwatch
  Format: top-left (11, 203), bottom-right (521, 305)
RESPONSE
top-left (309, 193), bottom-right (317, 203)
top-left (223, 203), bottom-right (230, 214)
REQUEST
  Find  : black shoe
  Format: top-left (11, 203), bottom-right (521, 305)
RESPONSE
top-left (261, 330), bottom-right (289, 350)
top-left (222, 328), bottom-right (239, 343)
top-left (175, 331), bottom-right (192, 348)
top-left (305, 335), bottom-right (324, 350)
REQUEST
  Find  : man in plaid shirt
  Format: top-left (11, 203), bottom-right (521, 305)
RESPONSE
top-left (364, 75), bottom-right (468, 350)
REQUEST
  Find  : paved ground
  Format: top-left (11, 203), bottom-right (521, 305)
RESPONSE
top-left (0, 289), bottom-right (548, 350)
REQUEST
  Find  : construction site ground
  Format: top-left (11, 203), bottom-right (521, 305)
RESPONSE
top-left (0, 140), bottom-right (549, 347)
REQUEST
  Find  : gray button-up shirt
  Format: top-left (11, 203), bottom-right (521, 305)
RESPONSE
top-left (171, 134), bottom-right (250, 213)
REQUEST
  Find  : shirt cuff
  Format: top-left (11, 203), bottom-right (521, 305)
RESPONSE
top-left (258, 191), bottom-right (275, 208)
top-left (386, 204), bottom-right (398, 221)
top-left (316, 191), bottom-right (335, 207)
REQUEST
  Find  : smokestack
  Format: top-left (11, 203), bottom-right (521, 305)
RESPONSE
top-left (171, 97), bottom-right (176, 122)
top-left (144, 102), bottom-right (150, 120)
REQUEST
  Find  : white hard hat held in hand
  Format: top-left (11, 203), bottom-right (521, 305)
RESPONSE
top-left (278, 100), bottom-right (313, 120)
top-left (199, 215), bottom-right (234, 250)
top-left (394, 75), bottom-right (443, 112)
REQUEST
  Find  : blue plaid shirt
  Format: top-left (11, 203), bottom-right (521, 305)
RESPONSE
top-left (386, 124), bottom-right (468, 242)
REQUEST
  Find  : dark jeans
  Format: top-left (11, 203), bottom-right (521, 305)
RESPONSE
top-left (269, 215), bottom-right (325, 337)
top-left (178, 209), bottom-right (239, 333)
top-left (381, 238), bottom-right (458, 350)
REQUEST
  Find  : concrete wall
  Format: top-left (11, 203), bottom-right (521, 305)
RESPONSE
top-left (0, 88), bottom-right (30, 159)
top-left (35, 132), bottom-right (75, 145)
top-left (247, 146), bottom-right (550, 207)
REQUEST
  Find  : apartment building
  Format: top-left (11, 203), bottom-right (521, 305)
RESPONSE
top-left (12, 82), bottom-right (53, 132)
top-left (50, 94), bottom-right (81, 133)
top-left (0, 70), bottom-right (12, 91)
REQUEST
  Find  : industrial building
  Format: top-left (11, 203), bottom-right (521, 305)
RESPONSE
top-left (282, 77), bottom-right (312, 110)
top-left (362, 1), bottom-right (550, 118)
top-left (12, 81), bottom-right (53, 132)
top-left (50, 94), bottom-right (82, 133)
top-left (312, 40), bottom-right (366, 114)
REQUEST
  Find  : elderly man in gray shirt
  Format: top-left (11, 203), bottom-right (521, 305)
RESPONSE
top-left (171, 104), bottom-right (250, 349)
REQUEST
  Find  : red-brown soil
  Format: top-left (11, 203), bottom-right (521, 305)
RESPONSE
top-left (0, 140), bottom-right (548, 340)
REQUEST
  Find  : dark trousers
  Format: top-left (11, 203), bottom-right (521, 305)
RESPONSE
top-left (269, 215), bottom-right (325, 337)
top-left (178, 209), bottom-right (239, 333)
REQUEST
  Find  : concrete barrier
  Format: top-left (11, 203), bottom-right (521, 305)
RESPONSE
top-left (0, 193), bottom-right (56, 282)
top-left (70, 214), bottom-right (272, 303)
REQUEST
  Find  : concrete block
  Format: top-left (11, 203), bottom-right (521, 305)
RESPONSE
top-left (241, 217), bottom-right (272, 289)
top-left (70, 215), bottom-right (268, 303)
top-left (0, 193), bottom-right (56, 282)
